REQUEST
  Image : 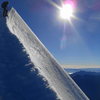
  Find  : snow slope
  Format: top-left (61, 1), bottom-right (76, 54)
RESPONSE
top-left (0, 9), bottom-right (57, 100)
top-left (6, 8), bottom-right (89, 100)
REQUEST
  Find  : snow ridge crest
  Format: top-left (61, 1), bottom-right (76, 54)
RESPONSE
top-left (6, 8), bottom-right (89, 100)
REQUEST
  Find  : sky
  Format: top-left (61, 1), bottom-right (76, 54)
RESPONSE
top-left (0, 0), bottom-right (100, 65)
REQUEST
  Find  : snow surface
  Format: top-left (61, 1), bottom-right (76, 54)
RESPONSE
top-left (0, 9), bottom-right (57, 100)
top-left (6, 8), bottom-right (89, 100)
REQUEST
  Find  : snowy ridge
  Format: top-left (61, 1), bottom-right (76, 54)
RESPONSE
top-left (7, 8), bottom-right (89, 100)
top-left (0, 9), bottom-right (57, 100)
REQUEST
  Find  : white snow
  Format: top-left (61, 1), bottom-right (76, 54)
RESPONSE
top-left (7, 8), bottom-right (89, 100)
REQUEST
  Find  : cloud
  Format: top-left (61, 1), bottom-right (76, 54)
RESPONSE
top-left (62, 65), bottom-right (100, 68)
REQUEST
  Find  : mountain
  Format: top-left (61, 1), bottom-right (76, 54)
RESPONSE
top-left (0, 8), bottom-right (57, 100)
top-left (65, 68), bottom-right (100, 74)
top-left (0, 8), bottom-right (89, 100)
top-left (71, 71), bottom-right (100, 100)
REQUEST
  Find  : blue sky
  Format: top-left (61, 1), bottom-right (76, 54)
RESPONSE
top-left (0, 0), bottom-right (100, 65)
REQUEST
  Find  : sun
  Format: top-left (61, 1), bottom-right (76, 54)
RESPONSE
top-left (60, 4), bottom-right (74, 20)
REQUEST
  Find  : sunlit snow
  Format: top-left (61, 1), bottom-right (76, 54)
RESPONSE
top-left (6, 8), bottom-right (89, 100)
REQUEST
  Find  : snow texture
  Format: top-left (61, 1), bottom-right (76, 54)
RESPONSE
top-left (0, 8), bottom-right (57, 100)
top-left (5, 8), bottom-right (89, 100)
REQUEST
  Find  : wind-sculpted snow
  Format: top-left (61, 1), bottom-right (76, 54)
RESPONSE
top-left (0, 9), bottom-right (57, 100)
top-left (6, 8), bottom-right (89, 100)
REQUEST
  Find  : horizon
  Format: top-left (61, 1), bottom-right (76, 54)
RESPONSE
top-left (63, 65), bottom-right (100, 68)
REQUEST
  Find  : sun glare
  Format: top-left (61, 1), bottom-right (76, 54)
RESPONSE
top-left (60, 4), bottom-right (74, 20)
